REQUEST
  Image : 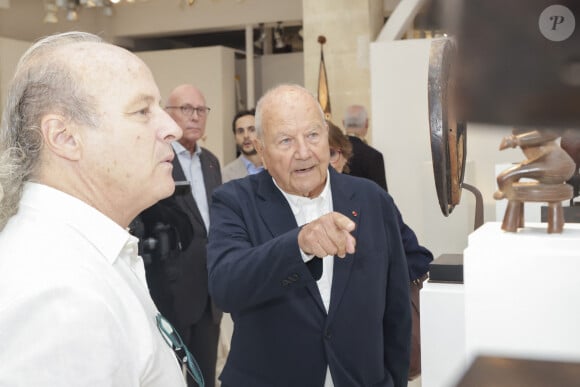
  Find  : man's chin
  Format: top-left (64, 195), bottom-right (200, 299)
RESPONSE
top-left (241, 149), bottom-right (258, 156)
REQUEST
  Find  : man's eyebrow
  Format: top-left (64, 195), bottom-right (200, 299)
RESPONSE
top-left (127, 93), bottom-right (156, 108)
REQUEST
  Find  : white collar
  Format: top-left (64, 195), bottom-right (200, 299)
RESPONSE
top-left (20, 182), bottom-right (134, 265)
top-left (274, 170), bottom-right (331, 216)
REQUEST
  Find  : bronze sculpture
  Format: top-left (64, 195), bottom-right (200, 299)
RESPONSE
top-left (494, 128), bottom-right (576, 233)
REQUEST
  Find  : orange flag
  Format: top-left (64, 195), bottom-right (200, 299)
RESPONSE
top-left (317, 35), bottom-right (331, 120)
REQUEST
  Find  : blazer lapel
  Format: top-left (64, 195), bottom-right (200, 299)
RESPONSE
top-left (255, 172), bottom-right (298, 237)
top-left (172, 153), bottom-right (206, 230)
top-left (255, 172), bottom-right (326, 313)
top-left (200, 149), bottom-right (221, 205)
top-left (328, 170), bottom-right (360, 320)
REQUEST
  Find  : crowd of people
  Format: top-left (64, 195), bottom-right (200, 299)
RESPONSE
top-left (0, 31), bottom-right (432, 387)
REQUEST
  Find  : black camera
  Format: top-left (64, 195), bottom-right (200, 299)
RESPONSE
top-left (129, 192), bottom-right (193, 266)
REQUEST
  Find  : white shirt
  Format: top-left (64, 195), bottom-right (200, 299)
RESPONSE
top-left (0, 183), bottom-right (186, 387)
top-left (276, 172), bottom-right (335, 386)
top-left (172, 141), bottom-right (210, 230)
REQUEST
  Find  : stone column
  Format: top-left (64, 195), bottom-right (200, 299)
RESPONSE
top-left (302, 0), bottom-right (383, 141)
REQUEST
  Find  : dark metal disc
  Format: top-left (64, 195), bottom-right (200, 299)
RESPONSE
top-left (428, 38), bottom-right (467, 216)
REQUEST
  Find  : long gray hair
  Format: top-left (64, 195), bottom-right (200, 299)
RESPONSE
top-left (0, 31), bottom-right (103, 230)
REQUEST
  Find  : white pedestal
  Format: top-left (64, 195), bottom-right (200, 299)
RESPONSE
top-left (420, 281), bottom-right (467, 387)
top-left (464, 221), bottom-right (580, 364)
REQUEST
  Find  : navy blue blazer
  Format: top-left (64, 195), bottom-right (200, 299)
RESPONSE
top-left (207, 168), bottom-right (411, 387)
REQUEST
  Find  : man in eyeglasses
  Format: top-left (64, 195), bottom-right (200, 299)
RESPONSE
top-left (0, 32), bottom-right (187, 386)
top-left (161, 84), bottom-right (222, 387)
top-left (207, 84), bottom-right (410, 387)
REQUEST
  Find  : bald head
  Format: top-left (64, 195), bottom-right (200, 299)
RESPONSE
top-left (343, 104), bottom-right (368, 137)
top-left (1, 31), bottom-right (181, 228)
top-left (167, 84), bottom-right (205, 106)
top-left (255, 84), bottom-right (325, 139)
top-left (165, 84), bottom-right (209, 153)
top-left (254, 84), bottom-right (329, 198)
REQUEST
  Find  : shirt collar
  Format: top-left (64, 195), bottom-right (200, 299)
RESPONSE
top-left (240, 155), bottom-right (253, 169)
top-left (172, 141), bottom-right (202, 157)
top-left (241, 155), bottom-right (264, 174)
top-left (274, 170), bottom-right (331, 217)
top-left (20, 182), bottom-right (134, 266)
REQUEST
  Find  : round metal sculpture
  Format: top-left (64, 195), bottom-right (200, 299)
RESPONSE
top-left (428, 38), bottom-right (467, 216)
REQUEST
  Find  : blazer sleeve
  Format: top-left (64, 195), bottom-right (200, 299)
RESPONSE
top-left (382, 195), bottom-right (412, 387)
top-left (206, 184), bottom-right (317, 313)
top-left (395, 205), bottom-right (433, 281)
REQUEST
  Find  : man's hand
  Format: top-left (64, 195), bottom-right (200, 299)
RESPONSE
top-left (298, 212), bottom-right (356, 258)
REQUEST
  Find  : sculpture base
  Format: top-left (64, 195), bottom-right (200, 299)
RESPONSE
top-left (464, 222), bottom-right (580, 364)
top-left (429, 253), bottom-right (463, 283)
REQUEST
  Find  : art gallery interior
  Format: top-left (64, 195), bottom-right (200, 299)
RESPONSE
top-left (1, 0), bottom-right (579, 386)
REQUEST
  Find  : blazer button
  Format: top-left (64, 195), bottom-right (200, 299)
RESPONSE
top-left (324, 330), bottom-right (331, 339)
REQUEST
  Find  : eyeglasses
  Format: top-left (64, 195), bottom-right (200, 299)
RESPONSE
top-left (330, 148), bottom-right (342, 162)
top-left (156, 314), bottom-right (205, 387)
top-left (165, 105), bottom-right (211, 117)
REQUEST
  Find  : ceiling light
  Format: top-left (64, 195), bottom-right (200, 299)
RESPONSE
top-left (254, 23), bottom-right (266, 49)
top-left (43, 3), bottom-right (58, 23)
top-left (66, 8), bottom-right (78, 21)
top-left (43, 0), bottom-right (141, 23)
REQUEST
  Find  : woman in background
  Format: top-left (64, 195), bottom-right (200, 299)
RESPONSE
top-left (327, 120), bottom-right (353, 174)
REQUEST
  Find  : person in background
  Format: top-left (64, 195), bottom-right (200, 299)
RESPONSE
top-left (163, 84), bottom-right (222, 387)
top-left (343, 104), bottom-right (388, 191)
top-left (0, 31), bottom-right (192, 386)
top-left (222, 109), bottom-right (264, 183)
top-left (327, 120), bottom-right (353, 174)
top-left (207, 84), bottom-right (411, 387)
top-left (328, 119), bottom-right (433, 380)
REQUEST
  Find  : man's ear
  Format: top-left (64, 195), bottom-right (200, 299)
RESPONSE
top-left (40, 114), bottom-right (81, 161)
top-left (253, 138), bottom-right (267, 170)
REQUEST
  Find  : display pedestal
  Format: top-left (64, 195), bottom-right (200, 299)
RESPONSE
top-left (420, 281), bottom-right (466, 387)
top-left (464, 222), bottom-right (580, 364)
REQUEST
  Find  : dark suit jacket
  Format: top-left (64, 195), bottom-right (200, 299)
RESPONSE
top-left (346, 135), bottom-right (388, 192)
top-left (396, 206), bottom-right (433, 282)
top-left (345, 136), bottom-right (432, 281)
top-left (207, 168), bottom-right (411, 387)
top-left (154, 146), bottom-right (222, 331)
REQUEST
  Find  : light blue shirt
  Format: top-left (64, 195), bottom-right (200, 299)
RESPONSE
top-left (241, 155), bottom-right (264, 175)
top-left (172, 141), bottom-right (210, 230)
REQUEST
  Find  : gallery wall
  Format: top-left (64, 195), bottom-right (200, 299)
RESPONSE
top-left (370, 39), bottom-right (522, 258)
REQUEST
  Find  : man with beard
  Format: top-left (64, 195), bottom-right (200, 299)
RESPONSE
top-left (221, 109), bottom-right (264, 183)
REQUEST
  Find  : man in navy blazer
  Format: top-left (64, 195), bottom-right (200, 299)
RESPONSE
top-left (207, 84), bottom-right (410, 387)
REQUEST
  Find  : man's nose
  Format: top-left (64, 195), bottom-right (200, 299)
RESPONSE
top-left (294, 138), bottom-right (311, 159)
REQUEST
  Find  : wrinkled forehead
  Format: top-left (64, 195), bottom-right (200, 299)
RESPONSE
top-left (264, 89), bottom-right (323, 126)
